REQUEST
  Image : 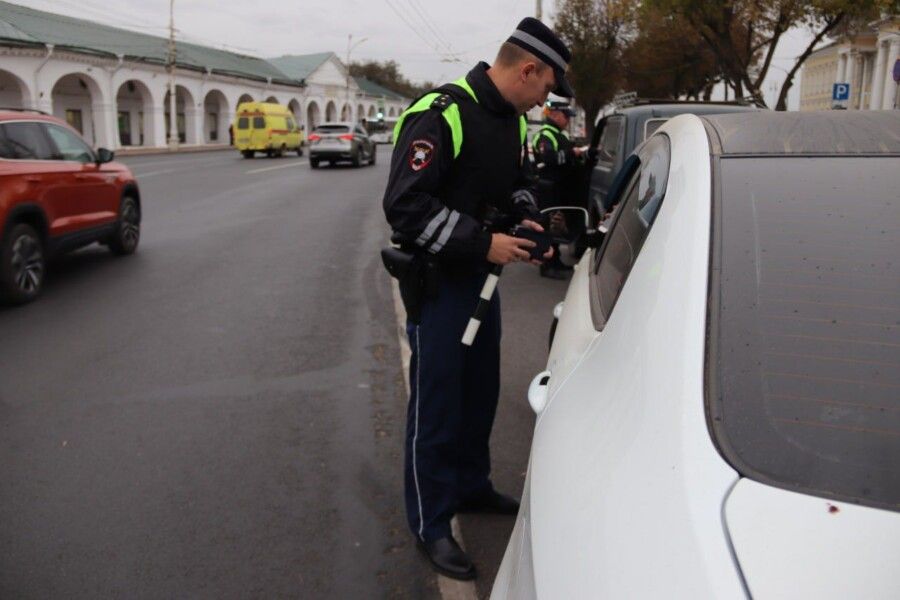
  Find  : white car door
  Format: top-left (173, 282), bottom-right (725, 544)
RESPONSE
top-left (521, 116), bottom-right (744, 598)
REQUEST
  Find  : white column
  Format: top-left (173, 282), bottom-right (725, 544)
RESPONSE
top-left (836, 52), bottom-right (847, 83)
top-left (151, 104), bottom-right (166, 148)
top-left (856, 54), bottom-right (869, 110)
top-left (844, 51), bottom-right (856, 89)
top-left (92, 101), bottom-right (115, 150)
top-left (871, 41), bottom-right (887, 110)
top-left (185, 106), bottom-right (202, 145)
top-left (882, 39), bottom-right (900, 110)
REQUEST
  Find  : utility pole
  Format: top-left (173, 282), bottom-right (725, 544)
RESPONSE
top-left (345, 34), bottom-right (367, 122)
top-left (167, 0), bottom-right (178, 149)
top-left (536, 0), bottom-right (542, 20)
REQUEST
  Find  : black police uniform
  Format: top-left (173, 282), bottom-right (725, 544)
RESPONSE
top-left (532, 115), bottom-right (580, 209)
top-left (382, 62), bottom-right (540, 543)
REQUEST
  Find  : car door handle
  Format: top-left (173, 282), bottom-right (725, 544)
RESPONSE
top-left (528, 370), bottom-right (552, 415)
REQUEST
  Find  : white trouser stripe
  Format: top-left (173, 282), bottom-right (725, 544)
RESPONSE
top-left (412, 326), bottom-right (425, 540)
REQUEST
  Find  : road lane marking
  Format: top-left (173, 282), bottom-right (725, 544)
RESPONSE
top-left (390, 280), bottom-right (477, 600)
top-left (133, 168), bottom-right (180, 178)
top-left (245, 161), bottom-right (307, 174)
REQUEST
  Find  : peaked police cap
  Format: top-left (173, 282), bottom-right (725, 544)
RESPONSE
top-left (507, 17), bottom-right (574, 98)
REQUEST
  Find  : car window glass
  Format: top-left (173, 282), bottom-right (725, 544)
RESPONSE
top-left (237, 117), bottom-right (249, 130)
top-left (597, 116), bottom-right (623, 163)
top-left (286, 117), bottom-right (295, 130)
top-left (252, 116), bottom-right (265, 128)
top-left (0, 122), bottom-right (54, 160)
top-left (591, 134), bottom-right (670, 324)
top-left (315, 125), bottom-right (350, 134)
top-left (643, 118), bottom-right (667, 141)
top-left (44, 124), bottom-right (94, 162)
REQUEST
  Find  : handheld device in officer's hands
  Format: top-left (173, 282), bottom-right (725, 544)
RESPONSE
top-left (510, 225), bottom-right (551, 262)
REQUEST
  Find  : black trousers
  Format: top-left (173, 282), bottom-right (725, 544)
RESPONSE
top-left (404, 270), bottom-right (501, 542)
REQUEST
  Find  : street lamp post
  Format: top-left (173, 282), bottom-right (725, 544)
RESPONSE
top-left (346, 34), bottom-right (368, 121)
top-left (167, 0), bottom-right (178, 149)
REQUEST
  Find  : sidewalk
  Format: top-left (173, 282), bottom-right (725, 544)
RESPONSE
top-left (115, 144), bottom-right (234, 157)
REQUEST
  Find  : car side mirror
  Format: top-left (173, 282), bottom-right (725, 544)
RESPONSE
top-left (96, 148), bottom-right (115, 164)
top-left (539, 206), bottom-right (589, 244)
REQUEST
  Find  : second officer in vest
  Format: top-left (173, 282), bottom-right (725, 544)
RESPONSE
top-left (532, 101), bottom-right (583, 278)
top-left (382, 18), bottom-right (574, 580)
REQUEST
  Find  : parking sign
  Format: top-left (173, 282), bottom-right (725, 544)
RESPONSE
top-left (833, 83), bottom-right (850, 101)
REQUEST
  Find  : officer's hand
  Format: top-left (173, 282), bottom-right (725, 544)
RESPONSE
top-left (487, 233), bottom-right (534, 265)
top-left (519, 219), bottom-right (544, 233)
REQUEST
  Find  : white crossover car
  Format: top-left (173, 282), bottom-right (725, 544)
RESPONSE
top-left (492, 110), bottom-right (900, 599)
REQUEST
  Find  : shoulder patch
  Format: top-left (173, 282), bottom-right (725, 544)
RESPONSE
top-left (409, 139), bottom-right (435, 172)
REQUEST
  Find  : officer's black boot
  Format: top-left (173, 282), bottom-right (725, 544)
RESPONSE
top-left (417, 535), bottom-right (477, 580)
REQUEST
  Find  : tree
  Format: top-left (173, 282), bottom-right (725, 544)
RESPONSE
top-left (554, 0), bottom-right (637, 136)
top-left (348, 60), bottom-right (433, 99)
top-left (646, 0), bottom-right (895, 110)
top-left (623, 8), bottom-right (723, 100)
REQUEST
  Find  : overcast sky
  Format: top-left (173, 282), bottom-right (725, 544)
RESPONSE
top-left (16, 0), bottom-right (814, 109)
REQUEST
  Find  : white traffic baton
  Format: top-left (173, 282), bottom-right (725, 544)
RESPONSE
top-left (461, 264), bottom-right (503, 346)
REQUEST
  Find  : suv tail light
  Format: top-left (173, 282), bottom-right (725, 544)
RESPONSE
top-left (308, 134), bottom-right (321, 142)
top-left (338, 134), bottom-right (354, 141)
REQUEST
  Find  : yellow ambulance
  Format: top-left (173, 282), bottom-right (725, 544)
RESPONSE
top-left (233, 102), bottom-right (304, 158)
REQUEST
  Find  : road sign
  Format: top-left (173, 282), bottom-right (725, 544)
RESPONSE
top-left (833, 83), bottom-right (850, 101)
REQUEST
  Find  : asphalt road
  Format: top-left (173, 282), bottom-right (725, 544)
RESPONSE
top-left (0, 148), bottom-right (571, 598)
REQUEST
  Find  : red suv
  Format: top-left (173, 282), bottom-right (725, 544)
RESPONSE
top-left (0, 109), bottom-right (141, 304)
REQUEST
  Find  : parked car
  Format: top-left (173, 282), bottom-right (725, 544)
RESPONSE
top-left (0, 109), bottom-right (140, 305)
top-left (308, 122), bottom-right (375, 168)
top-left (233, 101), bottom-right (304, 158)
top-left (585, 99), bottom-right (759, 221)
top-left (492, 110), bottom-right (900, 599)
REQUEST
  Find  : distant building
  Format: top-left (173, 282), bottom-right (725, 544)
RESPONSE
top-left (0, 1), bottom-right (409, 150)
top-left (799, 15), bottom-right (900, 111)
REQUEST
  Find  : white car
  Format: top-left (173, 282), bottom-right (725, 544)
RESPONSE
top-left (492, 111), bottom-right (900, 599)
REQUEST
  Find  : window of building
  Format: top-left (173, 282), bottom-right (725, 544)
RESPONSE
top-left (65, 109), bottom-right (83, 134)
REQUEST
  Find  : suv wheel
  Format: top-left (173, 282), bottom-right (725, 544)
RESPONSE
top-left (352, 151), bottom-right (361, 168)
top-left (109, 196), bottom-right (140, 256)
top-left (369, 146), bottom-right (377, 166)
top-left (1, 223), bottom-right (44, 304)
top-left (296, 145), bottom-right (304, 157)
top-left (310, 158), bottom-right (319, 169)
top-left (242, 150), bottom-right (254, 159)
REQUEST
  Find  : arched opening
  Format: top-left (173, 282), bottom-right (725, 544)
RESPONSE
top-left (307, 101), bottom-right (321, 130)
top-left (325, 101), bottom-right (337, 122)
top-left (0, 69), bottom-right (30, 109)
top-left (367, 105), bottom-right (376, 118)
top-left (236, 93), bottom-right (253, 108)
top-left (356, 104), bottom-right (365, 123)
top-left (265, 95), bottom-right (278, 103)
top-left (51, 73), bottom-right (106, 147)
top-left (115, 79), bottom-right (154, 147)
top-left (203, 89), bottom-right (229, 144)
top-left (163, 85), bottom-right (198, 144)
top-left (288, 98), bottom-right (302, 129)
top-left (388, 107), bottom-right (396, 117)
top-left (340, 103), bottom-right (351, 121)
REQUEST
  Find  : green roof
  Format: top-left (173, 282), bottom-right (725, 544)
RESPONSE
top-left (353, 77), bottom-right (405, 101)
top-left (268, 53), bottom-right (336, 82)
top-left (0, 1), bottom-right (302, 86)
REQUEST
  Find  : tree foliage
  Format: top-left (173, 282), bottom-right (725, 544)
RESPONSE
top-left (622, 8), bottom-right (722, 100)
top-left (348, 60), bottom-right (433, 99)
top-left (645, 0), bottom-right (895, 109)
top-left (554, 0), bottom-right (636, 135)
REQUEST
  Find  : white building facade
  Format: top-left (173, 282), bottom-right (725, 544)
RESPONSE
top-left (799, 16), bottom-right (900, 111)
top-left (0, 4), bottom-right (408, 151)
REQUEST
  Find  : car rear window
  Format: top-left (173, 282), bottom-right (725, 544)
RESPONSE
top-left (315, 125), bottom-right (350, 134)
top-left (252, 117), bottom-right (265, 128)
top-left (237, 117), bottom-right (249, 130)
top-left (0, 122), bottom-right (55, 160)
top-left (709, 156), bottom-right (900, 511)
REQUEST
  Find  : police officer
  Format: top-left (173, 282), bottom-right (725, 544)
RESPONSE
top-left (532, 100), bottom-right (583, 279)
top-left (382, 17), bottom-right (574, 580)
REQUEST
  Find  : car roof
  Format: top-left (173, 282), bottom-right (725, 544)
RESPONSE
top-left (0, 109), bottom-right (60, 122)
top-left (613, 103), bottom-right (759, 119)
top-left (315, 122), bottom-right (356, 128)
top-left (701, 110), bottom-right (900, 156)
